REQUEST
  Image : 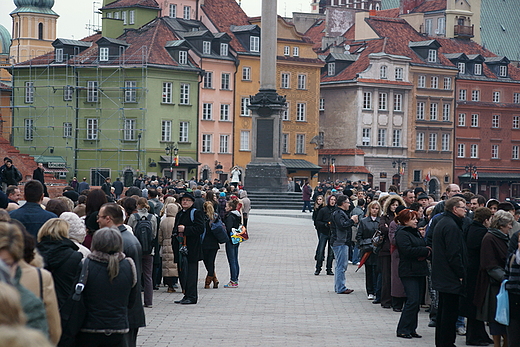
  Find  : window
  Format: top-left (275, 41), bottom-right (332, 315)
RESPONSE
top-left (416, 102), bottom-right (425, 120)
top-left (513, 116), bottom-right (519, 129)
top-left (513, 146), bottom-right (519, 160)
top-left (282, 133), bottom-right (289, 153)
top-left (474, 63), bottom-right (482, 75)
top-left (240, 131), bottom-right (250, 151)
top-left (428, 49), bottom-right (437, 63)
top-left (430, 76), bottom-right (438, 89)
top-left (491, 145), bottom-right (499, 159)
top-left (179, 121), bottom-right (189, 142)
top-left (362, 128), bottom-right (371, 146)
top-left (242, 67), bottom-right (251, 81)
top-left (444, 77), bottom-right (451, 90)
top-left (169, 4), bottom-right (176, 17)
top-left (471, 114), bottom-right (479, 127)
top-left (425, 18), bottom-right (432, 35)
top-left (220, 104), bottom-right (230, 121)
top-left (129, 10), bottom-right (134, 24)
top-left (87, 81), bottom-right (98, 102)
top-left (319, 98), bottom-right (325, 111)
top-left (394, 94), bottom-right (402, 111)
top-left (55, 48), bottom-right (63, 62)
top-left (430, 102), bottom-right (438, 120)
top-left (180, 83), bottom-right (189, 104)
top-left (250, 36), bottom-right (260, 52)
top-left (328, 62), bottom-right (335, 76)
top-left (63, 85), bottom-right (73, 101)
top-left (219, 135), bottom-right (229, 153)
top-left (114, 11), bottom-right (120, 19)
top-left (124, 119), bottom-right (136, 141)
top-left (124, 81), bottom-right (137, 103)
top-left (514, 93), bottom-right (520, 104)
top-left (395, 67), bottom-right (403, 80)
top-left (470, 144), bottom-right (478, 158)
top-left (296, 103), bottom-right (306, 121)
top-left (99, 47), bottom-right (109, 61)
top-left (183, 6), bottom-right (190, 19)
top-left (63, 122), bottom-right (72, 138)
top-left (416, 132), bottom-right (424, 150)
top-left (492, 114), bottom-right (500, 128)
top-left (282, 102), bottom-right (289, 120)
top-left (459, 89), bottom-right (467, 101)
top-left (457, 143), bottom-right (465, 158)
top-left (379, 93), bottom-right (387, 110)
top-left (418, 75), bottom-right (426, 88)
top-left (202, 103), bottom-right (213, 120)
top-left (162, 82), bottom-right (172, 103)
top-left (281, 73), bottom-right (290, 89)
top-left (472, 90), bottom-right (480, 101)
top-left (203, 41), bottom-right (211, 54)
top-left (25, 82), bottom-right (34, 103)
top-left (437, 17), bottom-right (445, 34)
top-left (24, 119), bottom-right (33, 140)
top-left (107, 12), bottom-right (112, 18)
top-left (429, 133), bottom-right (437, 150)
top-left (499, 65), bottom-right (507, 77)
top-left (179, 51), bottom-right (187, 65)
top-left (87, 118), bottom-right (98, 140)
top-left (413, 170), bottom-right (421, 182)
top-left (220, 43), bottom-right (228, 56)
top-left (296, 134), bottom-right (305, 154)
top-left (363, 92), bottom-right (372, 109)
top-left (297, 74), bottom-right (306, 89)
top-left (441, 133), bottom-right (450, 151)
top-left (161, 120), bottom-right (172, 142)
top-left (221, 73), bottom-right (230, 90)
top-left (122, 11), bottom-right (127, 25)
top-left (241, 97), bottom-right (250, 116)
top-left (380, 65), bottom-right (387, 79)
top-left (458, 113), bottom-right (466, 126)
top-left (377, 129), bottom-right (386, 146)
top-left (201, 134), bottom-right (212, 153)
top-left (203, 71), bottom-right (213, 88)
top-left (493, 91), bottom-right (500, 103)
top-left (442, 104), bottom-right (450, 121)
top-left (293, 46), bottom-right (299, 57)
top-left (284, 46), bottom-right (290, 56)
top-left (458, 62), bottom-right (465, 74)
top-left (392, 129), bottom-right (401, 147)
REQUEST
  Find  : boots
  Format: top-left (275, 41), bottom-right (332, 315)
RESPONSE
top-left (204, 276), bottom-right (212, 289)
top-left (212, 273), bottom-right (219, 288)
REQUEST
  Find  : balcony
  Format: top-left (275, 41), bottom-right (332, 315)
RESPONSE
top-left (454, 24), bottom-right (474, 38)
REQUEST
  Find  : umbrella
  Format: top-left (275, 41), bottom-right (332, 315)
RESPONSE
top-left (355, 250), bottom-right (372, 272)
top-left (177, 236), bottom-right (188, 291)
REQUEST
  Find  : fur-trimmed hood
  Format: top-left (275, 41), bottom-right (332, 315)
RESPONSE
top-left (382, 194), bottom-right (405, 216)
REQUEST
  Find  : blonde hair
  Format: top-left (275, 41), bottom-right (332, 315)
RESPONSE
top-left (0, 222), bottom-right (24, 262)
top-left (0, 326), bottom-right (52, 347)
top-left (203, 201), bottom-right (215, 220)
top-left (136, 197), bottom-right (149, 210)
top-left (37, 218), bottom-right (70, 242)
top-left (0, 282), bottom-right (25, 325)
top-left (56, 196), bottom-right (74, 212)
top-left (366, 200), bottom-right (382, 217)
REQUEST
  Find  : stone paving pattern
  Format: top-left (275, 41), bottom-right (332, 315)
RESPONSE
top-left (138, 210), bottom-right (461, 346)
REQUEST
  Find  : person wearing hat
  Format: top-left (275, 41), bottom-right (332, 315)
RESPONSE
top-left (417, 193), bottom-right (430, 209)
top-left (172, 192), bottom-right (205, 304)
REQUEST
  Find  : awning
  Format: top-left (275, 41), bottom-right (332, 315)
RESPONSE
top-left (43, 165), bottom-right (69, 173)
top-left (459, 172), bottom-right (520, 180)
top-left (282, 159), bottom-right (322, 170)
top-left (33, 156), bottom-right (69, 173)
top-left (158, 155), bottom-right (201, 166)
top-left (319, 165), bottom-right (371, 174)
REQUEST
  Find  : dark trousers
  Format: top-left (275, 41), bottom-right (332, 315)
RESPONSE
top-left (466, 317), bottom-right (491, 344)
top-left (142, 254), bottom-right (153, 306)
top-left (76, 332), bottom-right (124, 347)
top-left (365, 264), bottom-right (377, 295)
top-left (202, 248), bottom-right (218, 277)
top-left (507, 293), bottom-right (520, 347)
top-left (122, 328), bottom-right (138, 347)
top-left (397, 276), bottom-right (425, 335)
top-left (302, 200), bottom-right (312, 212)
top-left (181, 261), bottom-right (199, 302)
top-left (315, 233), bottom-right (334, 272)
top-left (380, 255), bottom-right (392, 307)
top-left (242, 213), bottom-right (248, 228)
top-left (436, 292), bottom-right (460, 347)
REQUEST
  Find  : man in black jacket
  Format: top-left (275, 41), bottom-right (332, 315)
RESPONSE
top-left (314, 195), bottom-right (337, 275)
top-left (431, 196), bottom-right (467, 347)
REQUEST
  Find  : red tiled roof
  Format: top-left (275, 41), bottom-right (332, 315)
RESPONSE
top-left (411, 0), bottom-right (446, 13)
top-left (0, 81), bottom-right (11, 90)
top-left (376, 8), bottom-right (400, 18)
top-left (319, 165), bottom-right (371, 174)
top-left (101, 0), bottom-right (159, 9)
top-left (277, 55), bottom-right (323, 65)
top-left (319, 149), bottom-right (365, 155)
top-left (305, 20), bottom-right (327, 52)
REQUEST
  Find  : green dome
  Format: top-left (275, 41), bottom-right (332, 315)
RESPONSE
top-left (11, 0), bottom-right (58, 16)
top-left (0, 25), bottom-right (11, 54)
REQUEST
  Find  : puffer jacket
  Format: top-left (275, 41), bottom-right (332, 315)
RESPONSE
top-left (158, 203), bottom-right (179, 277)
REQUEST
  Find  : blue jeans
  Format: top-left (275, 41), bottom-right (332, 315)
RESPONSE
top-left (225, 241), bottom-right (240, 282)
top-left (332, 245), bottom-right (349, 293)
top-left (302, 201), bottom-right (312, 212)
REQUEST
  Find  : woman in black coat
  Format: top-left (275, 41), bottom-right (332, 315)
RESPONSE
top-left (394, 209), bottom-right (431, 339)
top-left (202, 201), bottom-right (221, 289)
top-left (313, 195), bottom-right (337, 276)
top-left (356, 201), bottom-right (381, 300)
top-left (224, 199), bottom-right (242, 288)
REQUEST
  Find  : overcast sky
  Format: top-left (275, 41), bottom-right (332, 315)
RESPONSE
top-left (0, 0), bottom-right (310, 41)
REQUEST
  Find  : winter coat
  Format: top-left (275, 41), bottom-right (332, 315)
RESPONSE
top-left (314, 205), bottom-right (336, 236)
top-left (302, 184), bottom-right (312, 201)
top-left (202, 213), bottom-right (221, 250)
top-left (36, 236), bottom-right (83, 308)
top-left (158, 203), bottom-right (179, 277)
top-left (225, 210), bottom-right (242, 241)
top-left (431, 211), bottom-right (467, 295)
top-left (173, 206), bottom-right (205, 263)
top-left (240, 191), bottom-right (251, 215)
top-left (357, 215), bottom-right (380, 265)
top-left (395, 225), bottom-right (430, 278)
top-left (218, 197), bottom-right (227, 220)
top-left (33, 167), bottom-right (45, 184)
top-left (0, 165), bottom-right (22, 185)
top-left (9, 202), bottom-right (57, 239)
top-left (330, 208), bottom-right (355, 247)
top-left (379, 195), bottom-right (405, 257)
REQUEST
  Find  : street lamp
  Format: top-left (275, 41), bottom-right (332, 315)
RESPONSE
top-left (392, 159), bottom-right (406, 190)
top-left (165, 142), bottom-right (178, 179)
top-left (322, 155), bottom-right (336, 181)
top-left (465, 164), bottom-right (478, 192)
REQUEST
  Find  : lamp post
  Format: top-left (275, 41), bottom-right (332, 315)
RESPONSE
top-left (165, 142), bottom-right (178, 179)
top-left (392, 159), bottom-right (406, 190)
top-left (465, 164), bottom-right (478, 193)
top-left (322, 155), bottom-right (336, 181)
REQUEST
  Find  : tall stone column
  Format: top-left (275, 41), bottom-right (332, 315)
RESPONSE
top-left (244, 0), bottom-right (288, 192)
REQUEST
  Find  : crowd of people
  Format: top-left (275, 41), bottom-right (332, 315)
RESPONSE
top-left (310, 181), bottom-right (520, 347)
top-left (0, 175), bottom-right (251, 346)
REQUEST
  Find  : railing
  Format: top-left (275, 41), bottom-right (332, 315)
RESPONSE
top-left (454, 24), bottom-right (474, 37)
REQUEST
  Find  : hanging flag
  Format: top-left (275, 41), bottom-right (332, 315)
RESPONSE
top-left (331, 162), bottom-right (336, 173)
top-left (472, 170), bottom-right (478, 180)
top-left (425, 171), bottom-right (431, 182)
top-left (399, 166), bottom-right (404, 176)
top-left (174, 155), bottom-right (179, 166)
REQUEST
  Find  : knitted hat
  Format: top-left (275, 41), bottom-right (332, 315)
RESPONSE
top-left (220, 192), bottom-right (226, 197)
top-left (60, 212), bottom-right (86, 243)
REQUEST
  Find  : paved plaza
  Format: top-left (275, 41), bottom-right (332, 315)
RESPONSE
top-left (137, 210), bottom-right (457, 346)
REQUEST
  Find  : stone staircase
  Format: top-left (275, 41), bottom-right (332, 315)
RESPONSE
top-left (247, 191), bottom-right (305, 210)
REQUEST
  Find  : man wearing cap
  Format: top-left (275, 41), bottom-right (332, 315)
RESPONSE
top-left (417, 193), bottom-right (430, 209)
top-left (172, 192), bottom-right (205, 304)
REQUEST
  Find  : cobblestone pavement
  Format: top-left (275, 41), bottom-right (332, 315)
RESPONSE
top-left (137, 210), bottom-right (463, 346)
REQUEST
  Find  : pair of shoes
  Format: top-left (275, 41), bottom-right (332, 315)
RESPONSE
top-left (466, 341), bottom-right (490, 346)
top-left (224, 281), bottom-right (238, 288)
top-left (326, 270), bottom-right (334, 276)
top-left (396, 334), bottom-right (412, 339)
top-left (143, 304), bottom-right (152, 308)
top-left (428, 319), bottom-right (436, 327)
top-left (314, 269), bottom-right (320, 275)
top-left (204, 275), bottom-right (212, 289)
top-left (338, 289), bottom-right (354, 294)
top-left (367, 294), bottom-right (375, 300)
top-left (393, 308), bottom-right (402, 312)
top-left (348, 260), bottom-right (353, 264)
top-left (174, 298), bottom-right (196, 304)
top-left (411, 333), bottom-right (422, 338)
top-left (456, 327), bottom-right (466, 336)
top-left (212, 274), bottom-right (219, 288)
top-left (167, 287), bottom-right (176, 293)
top-left (382, 305), bottom-right (391, 309)
top-left (372, 299), bottom-right (381, 304)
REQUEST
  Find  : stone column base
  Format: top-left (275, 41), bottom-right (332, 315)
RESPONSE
top-left (244, 162), bottom-right (287, 192)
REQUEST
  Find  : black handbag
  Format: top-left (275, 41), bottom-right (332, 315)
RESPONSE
top-left (58, 258), bottom-right (90, 347)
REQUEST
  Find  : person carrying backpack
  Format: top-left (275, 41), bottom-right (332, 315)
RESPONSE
top-left (128, 197), bottom-right (157, 308)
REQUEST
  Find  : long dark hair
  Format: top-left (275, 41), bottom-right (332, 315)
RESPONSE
top-left (86, 189), bottom-right (108, 216)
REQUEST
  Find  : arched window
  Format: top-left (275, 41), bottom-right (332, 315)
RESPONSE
top-left (380, 65), bottom-right (387, 79)
top-left (38, 23), bottom-right (43, 40)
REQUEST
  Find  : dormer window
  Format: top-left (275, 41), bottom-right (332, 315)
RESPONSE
top-left (220, 43), bottom-right (228, 56)
top-left (293, 47), bottom-right (299, 57)
top-left (55, 48), bottom-right (63, 63)
top-left (395, 67), bottom-right (403, 80)
top-left (183, 6), bottom-right (190, 20)
top-left (428, 49), bottom-right (437, 63)
top-left (499, 65), bottom-right (507, 77)
top-left (129, 10), bottom-right (135, 24)
top-left (474, 63), bottom-right (482, 75)
top-left (250, 36), bottom-right (260, 52)
top-left (380, 65), bottom-right (387, 79)
top-left (114, 11), bottom-right (120, 19)
top-left (328, 62), bottom-right (335, 76)
top-left (107, 12), bottom-right (112, 18)
top-left (99, 47), bottom-right (109, 61)
top-left (179, 51), bottom-right (188, 65)
top-left (458, 62), bottom-right (465, 74)
top-left (203, 41), bottom-right (211, 54)
top-left (122, 11), bottom-right (127, 25)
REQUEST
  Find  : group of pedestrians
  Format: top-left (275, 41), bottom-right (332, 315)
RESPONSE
top-left (310, 181), bottom-right (520, 346)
